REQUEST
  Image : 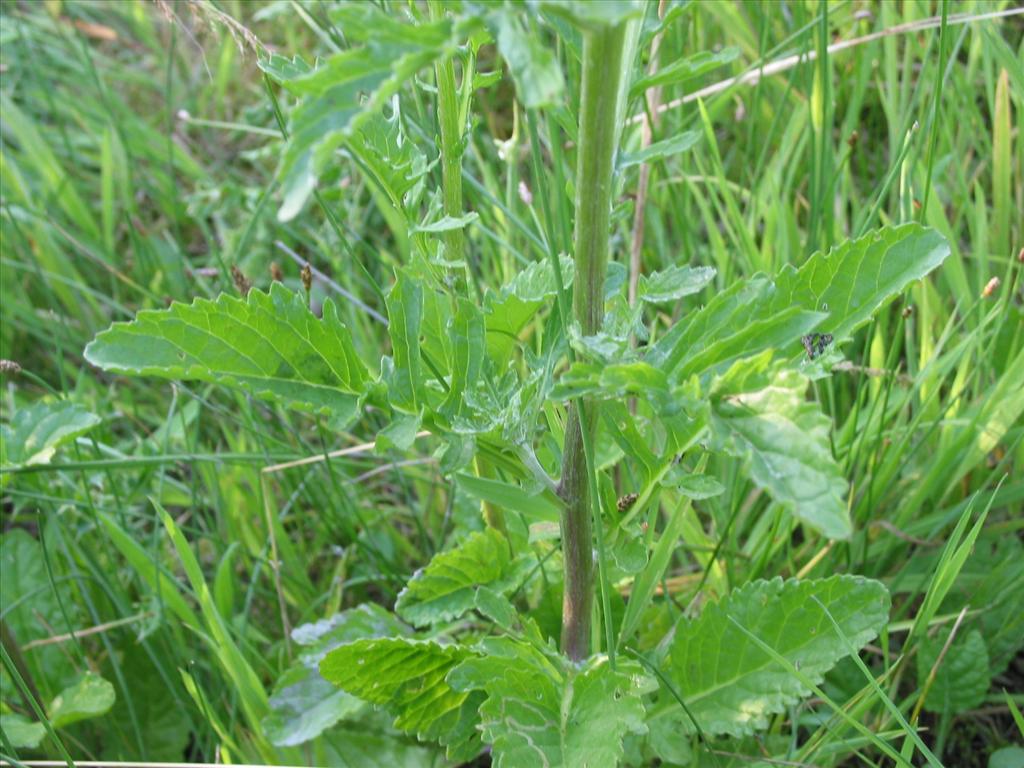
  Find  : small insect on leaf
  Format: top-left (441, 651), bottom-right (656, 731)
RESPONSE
top-left (801, 333), bottom-right (833, 360)
top-left (617, 493), bottom-right (639, 513)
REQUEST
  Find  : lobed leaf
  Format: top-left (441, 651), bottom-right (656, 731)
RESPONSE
top-left (448, 637), bottom-right (650, 768)
top-left (667, 575), bottom-right (890, 737)
top-left (84, 284), bottom-right (371, 427)
top-left (320, 638), bottom-right (483, 762)
top-left (261, 5), bottom-right (471, 220)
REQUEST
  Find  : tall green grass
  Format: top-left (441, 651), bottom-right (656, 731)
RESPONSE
top-left (1, 1), bottom-right (1021, 765)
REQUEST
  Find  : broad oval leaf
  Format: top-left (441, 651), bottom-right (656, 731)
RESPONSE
top-left (84, 284), bottom-right (371, 426)
top-left (916, 628), bottom-right (990, 716)
top-left (263, 604), bottom-right (408, 747)
top-left (448, 637), bottom-right (650, 768)
top-left (667, 575), bottom-right (890, 737)
top-left (711, 356), bottom-right (850, 539)
top-left (395, 528), bottom-right (524, 627)
top-left (0, 713), bottom-right (45, 749)
top-left (1, 400), bottom-right (100, 474)
top-left (320, 638), bottom-right (482, 763)
top-left (49, 673), bottom-right (116, 729)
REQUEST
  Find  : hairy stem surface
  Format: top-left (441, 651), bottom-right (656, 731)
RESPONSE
top-left (559, 18), bottom-right (636, 661)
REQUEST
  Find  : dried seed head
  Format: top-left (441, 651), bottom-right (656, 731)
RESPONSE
top-left (231, 265), bottom-right (252, 296)
top-left (270, 261), bottom-right (283, 282)
top-left (981, 276), bottom-right (1001, 298)
top-left (301, 263), bottom-right (313, 293)
top-left (0, 359), bottom-right (21, 374)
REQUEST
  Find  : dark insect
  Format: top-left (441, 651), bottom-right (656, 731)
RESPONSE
top-left (801, 333), bottom-right (833, 360)
top-left (617, 493), bottom-right (638, 513)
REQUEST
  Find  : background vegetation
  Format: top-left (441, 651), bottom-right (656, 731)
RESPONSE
top-left (1, 0), bottom-right (1021, 766)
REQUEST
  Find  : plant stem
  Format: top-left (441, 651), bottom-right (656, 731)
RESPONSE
top-left (429, 2), bottom-right (481, 302)
top-left (558, 18), bottom-right (636, 661)
top-left (435, 53), bottom-right (465, 267)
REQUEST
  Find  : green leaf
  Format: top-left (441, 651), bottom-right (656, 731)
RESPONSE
top-left (95, 512), bottom-right (200, 628)
top-left (264, 604), bottom-right (408, 747)
top-left (456, 473), bottom-right (561, 525)
top-left (1, 400), bottom-right (100, 472)
top-left (396, 529), bottom-right (524, 627)
top-left (630, 47), bottom-right (739, 96)
top-left (440, 298), bottom-right (487, 422)
top-left (0, 712), bottom-right (45, 749)
top-left (348, 111), bottom-right (428, 212)
top-left (320, 638), bottom-right (482, 763)
top-left (661, 469), bottom-right (724, 500)
top-left (0, 529), bottom-right (79, 695)
top-left (637, 264), bottom-right (714, 304)
top-left (411, 212), bottom-right (480, 235)
top-left (102, 650), bottom-right (190, 761)
top-left (917, 628), bottom-right (990, 716)
top-left (486, 256), bottom-right (573, 365)
top-left (491, 6), bottom-right (565, 108)
top-left (448, 638), bottom-right (650, 768)
top-left (649, 226), bottom-right (949, 379)
top-left (261, 5), bottom-right (471, 219)
top-left (474, 586), bottom-right (518, 630)
top-left (321, 708), bottom-right (449, 766)
top-left (157, 503), bottom-right (270, 733)
top-left (711, 355), bottom-right (850, 539)
top-left (648, 276), bottom-right (826, 378)
top-left (385, 271), bottom-right (424, 411)
top-left (767, 223), bottom-right (950, 344)
top-left (620, 131), bottom-right (701, 170)
top-left (395, 528), bottom-right (524, 630)
top-left (667, 575), bottom-right (890, 737)
top-left (49, 673), bottom-right (116, 729)
top-left (540, 0), bottom-right (644, 30)
top-left (551, 361), bottom-right (668, 402)
top-left (990, 746), bottom-right (1024, 768)
top-left (84, 284), bottom-right (371, 426)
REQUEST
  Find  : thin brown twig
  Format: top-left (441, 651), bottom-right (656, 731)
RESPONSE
top-left (21, 613), bottom-right (152, 651)
top-left (912, 605), bottom-right (970, 722)
top-left (261, 431), bottom-right (430, 474)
